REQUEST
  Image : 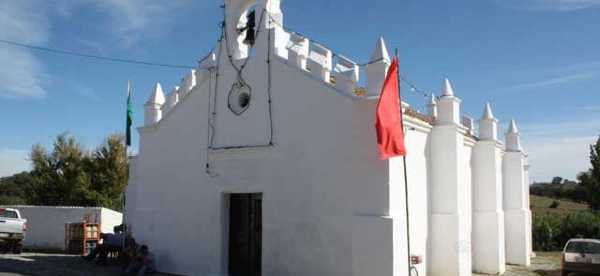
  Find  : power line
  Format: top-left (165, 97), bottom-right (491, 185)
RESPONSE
top-left (265, 14), bottom-right (432, 99)
top-left (1, 31), bottom-right (433, 98)
top-left (0, 38), bottom-right (195, 69)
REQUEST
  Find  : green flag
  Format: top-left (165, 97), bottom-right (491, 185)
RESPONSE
top-left (126, 82), bottom-right (133, 146)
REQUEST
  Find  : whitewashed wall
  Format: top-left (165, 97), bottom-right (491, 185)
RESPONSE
top-left (0, 206), bottom-right (122, 251)
top-left (126, 1), bottom-right (530, 275)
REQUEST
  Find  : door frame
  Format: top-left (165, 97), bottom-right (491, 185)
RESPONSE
top-left (226, 192), bottom-right (262, 276)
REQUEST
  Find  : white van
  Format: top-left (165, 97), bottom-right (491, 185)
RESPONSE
top-left (562, 238), bottom-right (600, 276)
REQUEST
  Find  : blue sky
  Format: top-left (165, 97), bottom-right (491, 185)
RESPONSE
top-left (1, 0), bottom-right (599, 181)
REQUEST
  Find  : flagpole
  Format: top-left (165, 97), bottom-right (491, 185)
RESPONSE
top-left (395, 48), bottom-right (413, 275)
top-left (123, 80), bottom-right (131, 234)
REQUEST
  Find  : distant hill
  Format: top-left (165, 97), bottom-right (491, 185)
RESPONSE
top-left (530, 195), bottom-right (589, 218)
top-left (530, 180), bottom-right (587, 204)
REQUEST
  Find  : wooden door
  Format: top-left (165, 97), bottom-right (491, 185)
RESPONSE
top-left (229, 193), bottom-right (262, 276)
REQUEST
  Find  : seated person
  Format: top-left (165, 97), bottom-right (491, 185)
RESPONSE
top-left (120, 236), bottom-right (138, 268)
top-left (83, 231), bottom-right (124, 262)
top-left (123, 245), bottom-right (156, 276)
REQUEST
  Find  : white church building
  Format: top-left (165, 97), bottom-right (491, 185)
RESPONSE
top-left (125, 0), bottom-right (532, 275)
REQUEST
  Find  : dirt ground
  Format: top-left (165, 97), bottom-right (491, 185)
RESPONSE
top-left (0, 251), bottom-right (562, 276)
top-left (473, 252), bottom-right (563, 276)
top-left (0, 252), bottom-right (174, 276)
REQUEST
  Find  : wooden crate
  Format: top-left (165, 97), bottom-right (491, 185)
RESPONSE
top-left (65, 222), bottom-right (100, 255)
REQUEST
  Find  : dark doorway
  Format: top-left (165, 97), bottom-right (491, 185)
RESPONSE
top-left (228, 193), bottom-right (262, 276)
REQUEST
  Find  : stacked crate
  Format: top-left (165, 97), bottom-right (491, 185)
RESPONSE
top-left (65, 222), bottom-right (100, 255)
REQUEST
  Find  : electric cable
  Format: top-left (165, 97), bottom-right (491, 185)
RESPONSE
top-left (0, 38), bottom-right (194, 69)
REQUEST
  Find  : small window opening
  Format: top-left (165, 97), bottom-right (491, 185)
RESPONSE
top-left (239, 93), bottom-right (250, 108)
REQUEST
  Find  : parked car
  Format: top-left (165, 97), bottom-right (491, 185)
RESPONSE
top-left (0, 208), bottom-right (27, 254)
top-left (562, 238), bottom-right (600, 276)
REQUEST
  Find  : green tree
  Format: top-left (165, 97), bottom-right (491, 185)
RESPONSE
top-left (552, 176), bottom-right (564, 185)
top-left (27, 134), bottom-right (93, 206)
top-left (88, 134), bottom-right (128, 211)
top-left (0, 133), bottom-right (128, 210)
top-left (0, 172), bottom-right (32, 205)
top-left (578, 136), bottom-right (600, 211)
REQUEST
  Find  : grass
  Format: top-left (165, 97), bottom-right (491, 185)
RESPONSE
top-left (530, 195), bottom-right (589, 218)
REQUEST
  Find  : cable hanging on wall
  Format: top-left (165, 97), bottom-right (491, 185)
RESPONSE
top-left (205, 6), bottom-right (277, 175)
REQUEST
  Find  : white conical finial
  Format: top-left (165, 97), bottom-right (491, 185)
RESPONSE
top-left (479, 102), bottom-right (498, 140)
top-left (365, 37), bottom-right (391, 97)
top-left (442, 78), bottom-right (454, 97)
top-left (370, 37), bottom-right (391, 63)
top-left (482, 102), bottom-right (495, 120)
top-left (508, 119), bottom-right (519, 134)
top-left (144, 82), bottom-right (165, 126)
top-left (147, 82), bottom-right (165, 105)
top-left (506, 119), bottom-right (522, 151)
top-left (437, 78), bottom-right (461, 124)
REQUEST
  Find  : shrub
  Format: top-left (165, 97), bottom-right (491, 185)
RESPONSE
top-left (533, 211), bottom-right (600, 251)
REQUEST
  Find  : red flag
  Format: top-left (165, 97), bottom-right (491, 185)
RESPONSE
top-left (375, 57), bottom-right (406, 159)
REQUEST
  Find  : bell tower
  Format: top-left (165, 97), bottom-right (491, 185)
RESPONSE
top-left (224, 0), bottom-right (284, 59)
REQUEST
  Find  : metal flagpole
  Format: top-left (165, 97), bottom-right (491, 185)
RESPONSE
top-left (395, 48), bottom-right (414, 276)
top-left (123, 80), bottom-right (131, 234)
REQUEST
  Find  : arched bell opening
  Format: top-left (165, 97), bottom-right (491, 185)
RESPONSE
top-left (237, 4), bottom-right (257, 47)
top-left (225, 0), bottom-right (261, 60)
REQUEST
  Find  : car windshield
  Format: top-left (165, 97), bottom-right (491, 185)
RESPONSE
top-left (0, 209), bottom-right (18, 219)
top-left (566, 241), bottom-right (600, 254)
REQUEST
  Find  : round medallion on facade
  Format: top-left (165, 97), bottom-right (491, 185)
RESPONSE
top-left (228, 81), bottom-right (251, 115)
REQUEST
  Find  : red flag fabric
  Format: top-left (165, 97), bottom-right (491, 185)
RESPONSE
top-left (375, 57), bottom-right (406, 159)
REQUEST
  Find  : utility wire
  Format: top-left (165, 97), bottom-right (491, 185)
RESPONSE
top-left (265, 14), bottom-right (432, 99)
top-left (0, 38), bottom-right (195, 69)
top-left (0, 23), bottom-right (433, 98)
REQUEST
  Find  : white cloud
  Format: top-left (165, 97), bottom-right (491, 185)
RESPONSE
top-left (0, 0), bottom-right (195, 99)
top-left (520, 119), bottom-right (600, 181)
top-left (496, 71), bottom-right (598, 93)
top-left (496, 0), bottom-right (600, 11)
top-left (0, 1), bottom-right (50, 98)
top-left (57, 0), bottom-right (193, 47)
top-left (524, 136), bottom-right (596, 182)
top-left (0, 149), bottom-right (31, 177)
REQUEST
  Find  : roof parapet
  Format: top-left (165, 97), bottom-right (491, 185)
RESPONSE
top-left (334, 55), bottom-right (359, 93)
top-left (287, 32), bottom-right (309, 70)
top-left (180, 70), bottom-right (197, 98)
top-left (307, 42), bottom-right (333, 83)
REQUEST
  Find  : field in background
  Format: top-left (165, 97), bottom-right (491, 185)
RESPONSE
top-left (530, 195), bottom-right (589, 217)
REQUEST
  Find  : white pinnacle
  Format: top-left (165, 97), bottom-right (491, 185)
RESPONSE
top-left (428, 94), bottom-right (437, 105)
top-left (482, 102), bottom-right (495, 120)
top-left (167, 87), bottom-right (180, 105)
top-left (370, 37), bottom-right (391, 63)
top-left (508, 119), bottom-right (519, 134)
top-left (183, 70), bottom-right (197, 92)
top-left (172, 86), bottom-right (180, 95)
top-left (441, 78), bottom-right (454, 97)
top-left (147, 82), bottom-right (165, 105)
